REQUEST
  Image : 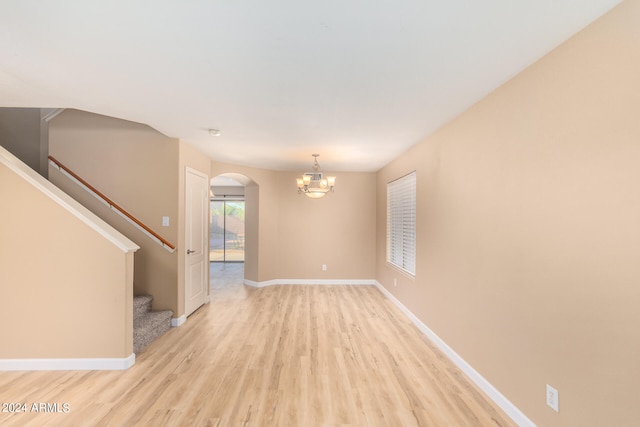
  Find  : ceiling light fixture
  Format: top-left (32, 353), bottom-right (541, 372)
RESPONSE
top-left (208, 129), bottom-right (221, 137)
top-left (296, 154), bottom-right (336, 199)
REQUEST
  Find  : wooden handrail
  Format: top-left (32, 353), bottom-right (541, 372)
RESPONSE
top-left (48, 155), bottom-right (176, 252)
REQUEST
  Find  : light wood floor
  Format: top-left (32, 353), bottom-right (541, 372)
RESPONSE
top-left (0, 282), bottom-right (515, 426)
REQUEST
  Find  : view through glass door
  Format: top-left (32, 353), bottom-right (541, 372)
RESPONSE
top-left (210, 197), bottom-right (245, 262)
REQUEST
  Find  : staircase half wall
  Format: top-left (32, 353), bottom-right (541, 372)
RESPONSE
top-left (0, 146), bottom-right (140, 370)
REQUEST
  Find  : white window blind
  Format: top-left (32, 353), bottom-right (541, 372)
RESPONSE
top-left (386, 171), bottom-right (416, 275)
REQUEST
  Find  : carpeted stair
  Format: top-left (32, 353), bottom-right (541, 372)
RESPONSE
top-left (133, 295), bottom-right (173, 354)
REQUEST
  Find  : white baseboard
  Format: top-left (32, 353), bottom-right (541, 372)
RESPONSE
top-left (0, 354), bottom-right (135, 371)
top-left (373, 281), bottom-right (535, 427)
top-left (244, 278), bottom-right (377, 288)
top-left (171, 315), bottom-right (186, 327)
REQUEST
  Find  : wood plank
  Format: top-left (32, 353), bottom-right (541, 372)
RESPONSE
top-left (0, 284), bottom-right (516, 426)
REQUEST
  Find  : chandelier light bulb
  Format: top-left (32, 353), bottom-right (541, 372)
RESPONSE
top-left (295, 154), bottom-right (336, 199)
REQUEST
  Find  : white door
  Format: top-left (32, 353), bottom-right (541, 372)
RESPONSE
top-left (185, 167), bottom-right (208, 317)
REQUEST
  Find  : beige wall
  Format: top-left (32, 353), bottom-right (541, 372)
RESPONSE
top-left (211, 162), bottom-right (376, 283)
top-left (0, 149), bottom-right (136, 359)
top-left (0, 108), bottom-right (44, 175)
top-left (49, 110), bottom-right (180, 313)
top-left (277, 171), bottom-right (376, 280)
top-left (376, 2), bottom-right (640, 426)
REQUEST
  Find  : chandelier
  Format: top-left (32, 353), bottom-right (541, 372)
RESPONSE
top-left (296, 154), bottom-right (336, 199)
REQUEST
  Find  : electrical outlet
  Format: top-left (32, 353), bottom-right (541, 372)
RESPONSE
top-left (546, 384), bottom-right (559, 412)
top-left (322, 264), bottom-right (327, 271)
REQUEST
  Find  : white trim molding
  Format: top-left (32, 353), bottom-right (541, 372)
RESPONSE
top-left (244, 279), bottom-right (377, 288)
top-left (0, 354), bottom-right (135, 371)
top-left (171, 315), bottom-right (187, 327)
top-left (41, 108), bottom-right (66, 122)
top-left (374, 281), bottom-right (535, 427)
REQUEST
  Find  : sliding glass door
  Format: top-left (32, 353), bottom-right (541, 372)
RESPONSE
top-left (210, 198), bottom-right (245, 262)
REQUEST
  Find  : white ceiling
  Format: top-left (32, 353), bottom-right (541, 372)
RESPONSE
top-left (0, 1), bottom-right (621, 172)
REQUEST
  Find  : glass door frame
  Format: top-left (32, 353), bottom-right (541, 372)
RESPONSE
top-left (210, 195), bottom-right (245, 263)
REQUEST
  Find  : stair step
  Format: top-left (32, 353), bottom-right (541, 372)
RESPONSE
top-left (133, 309), bottom-right (173, 354)
top-left (133, 295), bottom-right (153, 321)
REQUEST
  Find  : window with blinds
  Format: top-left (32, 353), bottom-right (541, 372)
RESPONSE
top-left (386, 171), bottom-right (416, 276)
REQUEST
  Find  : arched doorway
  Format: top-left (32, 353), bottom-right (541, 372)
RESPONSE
top-left (209, 173), bottom-right (257, 289)
top-left (210, 176), bottom-right (245, 263)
